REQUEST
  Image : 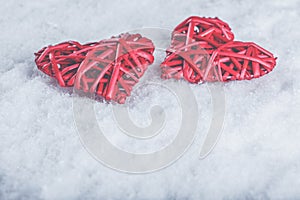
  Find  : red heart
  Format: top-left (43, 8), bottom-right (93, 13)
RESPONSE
top-left (74, 33), bottom-right (155, 104)
top-left (161, 16), bottom-right (276, 83)
top-left (35, 41), bottom-right (101, 87)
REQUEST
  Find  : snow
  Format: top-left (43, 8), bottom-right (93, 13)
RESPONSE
top-left (1, 0), bottom-right (300, 199)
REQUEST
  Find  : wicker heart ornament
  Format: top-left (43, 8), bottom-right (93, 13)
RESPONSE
top-left (35, 33), bottom-right (155, 104)
top-left (161, 16), bottom-right (276, 83)
top-left (74, 33), bottom-right (155, 104)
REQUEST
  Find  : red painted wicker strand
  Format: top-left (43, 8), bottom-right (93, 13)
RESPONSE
top-left (35, 41), bottom-right (101, 87)
top-left (74, 33), bottom-right (155, 104)
top-left (161, 16), bottom-right (276, 83)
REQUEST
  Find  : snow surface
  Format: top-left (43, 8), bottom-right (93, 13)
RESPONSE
top-left (1, 0), bottom-right (300, 199)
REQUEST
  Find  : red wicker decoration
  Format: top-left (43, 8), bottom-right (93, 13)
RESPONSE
top-left (161, 16), bottom-right (276, 83)
top-left (74, 33), bottom-right (155, 104)
top-left (35, 41), bottom-right (101, 87)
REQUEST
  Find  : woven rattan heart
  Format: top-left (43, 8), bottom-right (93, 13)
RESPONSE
top-left (161, 16), bottom-right (276, 83)
top-left (74, 33), bottom-right (155, 104)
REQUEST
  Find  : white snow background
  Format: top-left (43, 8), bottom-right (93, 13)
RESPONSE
top-left (1, 0), bottom-right (300, 199)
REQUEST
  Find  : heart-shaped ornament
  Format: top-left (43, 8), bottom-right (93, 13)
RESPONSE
top-left (74, 33), bottom-right (155, 104)
top-left (161, 16), bottom-right (276, 83)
